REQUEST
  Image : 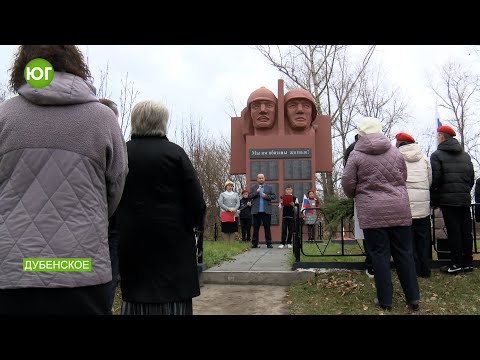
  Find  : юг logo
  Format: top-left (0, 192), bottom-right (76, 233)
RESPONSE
top-left (24, 58), bottom-right (54, 88)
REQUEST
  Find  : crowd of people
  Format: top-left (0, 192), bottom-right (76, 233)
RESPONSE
top-left (0, 45), bottom-right (205, 315)
top-left (1, 45), bottom-right (478, 316)
top-left (342, 117), bottom-right (476, 311)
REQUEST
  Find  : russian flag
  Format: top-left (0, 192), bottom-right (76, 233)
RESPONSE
top-left (436, 106), bottom-right (442, 127)
top-left (301, 194), bottom-right (313, 214)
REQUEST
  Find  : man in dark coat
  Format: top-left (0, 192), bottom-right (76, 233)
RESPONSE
top-left (431, 125), bottom-right (475, 274)
top-left (248, 173), bottom-right (277, 248)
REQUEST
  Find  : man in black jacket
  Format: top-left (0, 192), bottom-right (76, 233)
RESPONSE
top-left (248, 173), bottom-right (277, 248)
top-left (431, 125), bottom-right (475, 274)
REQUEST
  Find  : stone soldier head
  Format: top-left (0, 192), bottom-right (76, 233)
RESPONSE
top-left (284, 88), bottom-right (317, 134)
top-left (244, 87), bottom-right (278, 135)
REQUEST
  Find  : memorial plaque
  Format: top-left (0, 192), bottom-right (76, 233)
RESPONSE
top-left (269, 183), bottom-right (279, 200)
top-left (283, 160), bottom-right (311, 180)
top-left (290, 182), bottom-right (312, 201)
top-left (271, 205), bottom-right (279, 225)
top-left (250, 160), bottom-right (278, 180)
top-left (250, 148), bottom-right (311, 159)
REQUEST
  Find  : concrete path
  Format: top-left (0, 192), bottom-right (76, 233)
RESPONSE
top-left (208, 246), bottom-right (292, 271)
top-left (201, 246), bottom-right (314, 286)
top-left (193, 246), bottom-right (315, 315)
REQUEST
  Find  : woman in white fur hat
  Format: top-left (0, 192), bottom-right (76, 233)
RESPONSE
top-left (342, 117), bottom-right (420, 311)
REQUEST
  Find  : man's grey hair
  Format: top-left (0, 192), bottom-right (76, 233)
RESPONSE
top-left (99, 98), bottom-right (119, 118)
top-left (131, 100), bottom-right (169, 137)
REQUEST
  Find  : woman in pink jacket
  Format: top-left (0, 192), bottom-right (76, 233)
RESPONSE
top-left (341, 117), bottom-right (420, 311)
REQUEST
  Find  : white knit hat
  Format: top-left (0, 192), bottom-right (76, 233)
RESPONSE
top-left (357, 117), bottom-right (382, 136)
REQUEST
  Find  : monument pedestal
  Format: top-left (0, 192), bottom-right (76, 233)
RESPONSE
top-left (245, 136), bottom-right (316, 242)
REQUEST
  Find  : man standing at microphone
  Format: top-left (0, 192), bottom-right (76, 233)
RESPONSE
top-left (248, 173), bottom-right (277, 248)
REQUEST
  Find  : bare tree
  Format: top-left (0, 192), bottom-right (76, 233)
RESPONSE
top-left (255, 45), bottom-right (376, 198)
top-left (0, 82), bottom-right (12, 104)
top-left (224, 93), bottom-right (247, 189)
top-left (0, 88), bottom-right (6, 104)
top-left (95, 62), bottom-right (112, 100)
top-left (170, 115), bottom-right (236, 238)
top-left (428, 61), bottom-right (480, 150)
top-left (255, 45), bottom-right (413, 197)
top-left (224, 93), bottom-right (244, 117)
top-left (94, 64), bottom-right (139, 139)
top-left (356, 65), bottom-right (410, 140)
top-left (118, 73), bottom-right (139, 138)
top-left (416, 128), bottom-right (437, 158)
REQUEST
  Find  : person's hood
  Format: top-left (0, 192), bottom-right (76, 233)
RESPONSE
top-left (398, 143), bottom-right (424, 162)
top-left (354, 133), bottom-right (392, 155)
top-left (437, 137), bottom-right (463, 153)
top-left (18, 71), bottom-right (98, 105)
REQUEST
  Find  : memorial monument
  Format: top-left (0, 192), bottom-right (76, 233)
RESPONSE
top-left (230, 79), bottom-right (332, 241)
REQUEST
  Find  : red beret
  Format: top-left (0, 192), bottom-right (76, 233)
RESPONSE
top-left (241, 189), bottom-right (249, 194)
top-left (437, 125), bottom-right (456, 136)
top-left (395, 132), bottom-right (415, 143)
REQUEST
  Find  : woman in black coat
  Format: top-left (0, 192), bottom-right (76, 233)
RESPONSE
top-left (117, 100), bottom-right (206, 315)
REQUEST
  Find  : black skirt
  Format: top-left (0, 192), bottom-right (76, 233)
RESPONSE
top-left (221, 217), bottom-right (238, 233)
top-left (121, 299), bottom-right (193, 315)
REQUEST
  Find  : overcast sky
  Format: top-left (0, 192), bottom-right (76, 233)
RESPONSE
top-left (1, 45), bottom-right (478, 141)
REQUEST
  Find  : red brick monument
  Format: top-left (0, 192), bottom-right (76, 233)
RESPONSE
top-left (230, 79), bottom-right (332, 242)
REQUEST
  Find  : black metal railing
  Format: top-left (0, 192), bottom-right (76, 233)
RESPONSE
top-left (195, 226), bottom-right (204, 264)
top-left (202, 203), bottom-right (480, 265)
top-left (293, 203), bottom-right (480, 263)
top-left (431, 204), bottom-right (480, 259)
top-left (293, 203), bottom-right (365, 262)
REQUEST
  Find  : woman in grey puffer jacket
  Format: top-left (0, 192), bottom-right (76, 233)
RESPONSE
top-left (341, 117), bottom-right (420, 311)
top-left (0, 45), bottom-right (128, 315)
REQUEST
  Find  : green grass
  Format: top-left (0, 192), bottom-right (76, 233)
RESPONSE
top-left (288, 269), bottom-right (480, 315)
top-left (288, 241), bottom-right (367, 265)
top-left (201, 240), bottom-right (251, 269)
top-left (112, 285), bottom-right (122, 315)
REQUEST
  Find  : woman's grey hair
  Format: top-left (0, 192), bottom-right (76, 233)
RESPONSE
top-left (131, 100), bottom-right (169, 137)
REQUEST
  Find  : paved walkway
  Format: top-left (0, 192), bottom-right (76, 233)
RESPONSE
top-left (193, 246), bottom-right (315, 315)
top-left (208, 246), bottom-right (292, 271)
top-left (201, 246), bottom-right (314, 286)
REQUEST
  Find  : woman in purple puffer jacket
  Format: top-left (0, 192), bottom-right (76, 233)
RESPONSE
top-left (341, 117), bottom-right (420, 312)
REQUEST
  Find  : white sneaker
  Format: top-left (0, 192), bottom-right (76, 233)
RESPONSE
top-left (278, 244), bottom-right (285, 249)
top-left (287, 244), bottom-right (292, 249)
